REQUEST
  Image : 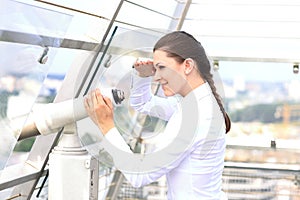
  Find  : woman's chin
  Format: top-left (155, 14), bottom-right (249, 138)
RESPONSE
top-left (161, 85), bottom-right (175, 96)
top-left (163, 89), bottom-right (175, 97)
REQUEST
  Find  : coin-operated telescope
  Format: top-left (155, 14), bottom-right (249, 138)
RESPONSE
top-left (18, 88), bottom-right (125, 140)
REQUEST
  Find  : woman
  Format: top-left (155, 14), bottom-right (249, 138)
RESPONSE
top-left (85, 31), bottom-right (231, 199)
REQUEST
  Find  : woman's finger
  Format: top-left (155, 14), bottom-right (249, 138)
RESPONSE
top-left (85, 92), bottom-right (93, 108)
top-left (103, 96), bottom-right (113, 110)
top-left (91, 89), bottom-right (104, 106)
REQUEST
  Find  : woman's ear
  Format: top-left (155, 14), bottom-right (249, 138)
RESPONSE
top-left (184, 58), bottom-right (195, 75)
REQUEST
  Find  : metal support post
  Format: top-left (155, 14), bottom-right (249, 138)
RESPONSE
top-left (48, 126), bottom-right (99, 200)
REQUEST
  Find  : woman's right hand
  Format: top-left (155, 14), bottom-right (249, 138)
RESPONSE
top-left (133, 60), bottom-right (156, 77)
top-left (84, 89), bottom-right (115, 135)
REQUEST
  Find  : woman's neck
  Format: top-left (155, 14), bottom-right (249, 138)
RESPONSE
top-left (181, 75), bottom-right (205, 97)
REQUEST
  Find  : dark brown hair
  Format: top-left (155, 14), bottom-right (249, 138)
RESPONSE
top-left (153, 31), bottom-right (231, 133)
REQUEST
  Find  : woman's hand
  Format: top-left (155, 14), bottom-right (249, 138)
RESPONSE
top-left (133, 60), bottom-right (156, 77)
top-left (84, 88), bottom-right (115, 135)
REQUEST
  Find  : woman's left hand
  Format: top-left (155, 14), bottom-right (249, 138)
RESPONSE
top-left (84, 88), bottom-right (115, 135)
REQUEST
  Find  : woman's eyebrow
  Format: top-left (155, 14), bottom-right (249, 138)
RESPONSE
top-left (155, 62), bottom-right (162, 67)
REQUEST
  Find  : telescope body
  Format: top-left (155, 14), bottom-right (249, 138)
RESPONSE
top-left (18, 88), bottom-right (124, 140)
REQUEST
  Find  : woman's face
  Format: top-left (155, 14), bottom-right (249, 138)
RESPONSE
top-left (153, 50), bottom-right (188, 97)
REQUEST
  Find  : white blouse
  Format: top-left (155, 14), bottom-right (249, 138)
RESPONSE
top-left (104, 74), bottom-right (227, 200)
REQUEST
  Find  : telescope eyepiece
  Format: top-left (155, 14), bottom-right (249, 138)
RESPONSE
top-left (111, 89), bottom-right (125, 104)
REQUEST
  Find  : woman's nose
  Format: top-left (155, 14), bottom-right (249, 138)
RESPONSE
top-left (153, 70), bottom-right (161, 82)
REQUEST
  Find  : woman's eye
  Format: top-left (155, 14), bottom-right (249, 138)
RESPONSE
top-left (158, 65), bottom-right (165, 70)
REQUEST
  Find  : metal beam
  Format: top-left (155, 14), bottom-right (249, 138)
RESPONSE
top-left (211, 56), bottom-right (300, 64)
top-left (2, 30), bottom-right (299, 64)
top-left (105, 171), bottom-right (124, 200)
top-left (0, 169), bottom-right (48, 191)
top-left (176, 0), bottom-right (192, 30)
top-left (0, 30), bottom-right (98, 50)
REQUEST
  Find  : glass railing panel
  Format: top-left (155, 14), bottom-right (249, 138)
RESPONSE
top-left (0, 0), bottom-right (72, 171)
top-left (78, 26), bottom-right (165, 156)
top-left (223, 164), bottom-right (300, 199)
top-left (218, 61), bottom-right (300, 165)
top-left (76, 28), bottom-right (171, 199)
top-left (116, 0), bottom-right (177, 30)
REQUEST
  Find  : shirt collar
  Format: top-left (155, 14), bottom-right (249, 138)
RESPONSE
top-left (184, 82), bottom-right (212, 102)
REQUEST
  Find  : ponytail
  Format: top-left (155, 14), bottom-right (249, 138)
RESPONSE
top-left (204, 74), bottom-right (231, 133)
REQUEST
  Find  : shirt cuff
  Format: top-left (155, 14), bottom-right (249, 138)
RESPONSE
top-left (105, 127), bottom-right (132, 153)
top-left (131, 71), bottom-right (152, 90)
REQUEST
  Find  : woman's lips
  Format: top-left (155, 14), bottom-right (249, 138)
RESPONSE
top-left (160, 81), bottom-right (168, 86)
top-left (161, 83), bottom-right (168, 91)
